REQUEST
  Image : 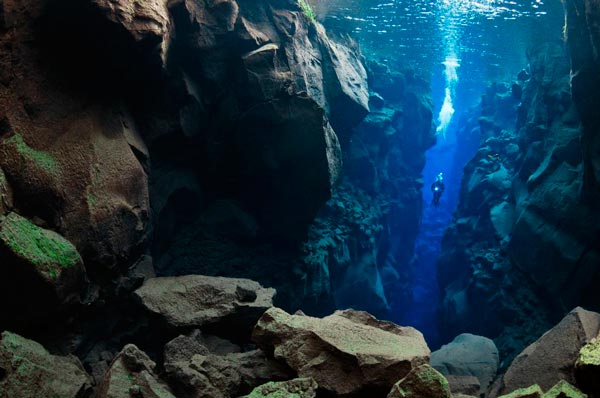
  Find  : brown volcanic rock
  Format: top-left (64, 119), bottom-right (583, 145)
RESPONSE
top-left (0, 0), bottom-right (153, 277)
top-left (164, 332), bottom-right (292, 398)
top-left (494, 307), bottom-right (600, 397)
top-left (96, 344), bottom-right (176, 398)
top-left (0, 212), bottom-right (86, 327)
top-left (252, 307), bottom-right (430, 396)
top-left (134, 275), bottom-right (275, 336)
top-left (0, 331), bottom-right (92, 398)
top-left (387, 364), bottom-right (452, 398)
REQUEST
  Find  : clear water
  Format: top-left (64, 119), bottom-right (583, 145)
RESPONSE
top-left (314, 0), bottom-right (565, 343)
top-left (320, 0), bottom-right (565, 103)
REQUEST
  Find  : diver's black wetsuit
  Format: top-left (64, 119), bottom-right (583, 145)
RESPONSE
top-left (431, 181), bottom-right (445, 206)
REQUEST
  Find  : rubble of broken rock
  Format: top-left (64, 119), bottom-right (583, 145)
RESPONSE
top-left (1, 272), bottom-right (600, 398)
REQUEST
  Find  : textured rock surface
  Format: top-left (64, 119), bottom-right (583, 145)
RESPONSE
top-left (387, 364), bottom-right (452, 398)
top-left (431, 333), bottom-right (499, 395)
top-left (96, 344), bottom-right (176, 398)
top-left (494, 308), bottom-right (600, 397)
top-left (0, 331), bottom-right (91, 398)
top-left (544, 381), bottom-right (588, 398)
top-left (437, 40), bottom-right (600, 360)
top-left (241, 378), bottom-right (318, 398)
top-left (300, 61), bottom-right (435, 318)
top-left (134, 275), bottom-right (275, 337)
top-left (498, 385), bottom-right (544, 398)
top-left (575, 335), bottom-right (600, 397)
top-left (253, 307), bottom-right (430, 395)
top-left (0, 212), bottom-right (85, 329)
top-left (164, 331), bottom-right (292, 398)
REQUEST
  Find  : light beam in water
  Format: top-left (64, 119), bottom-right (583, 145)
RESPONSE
top-left (436, 55), bottom-right (460, 137)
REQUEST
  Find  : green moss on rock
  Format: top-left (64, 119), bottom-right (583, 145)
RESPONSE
top-left (4, 134), bottom-right (60, 176)
top-left (297, 0), bottom-right (316, 23)
top-left (245, 378), bottom-right (318, 398)
top-left (544, 380), bottom-right (587, 398)
top-left (498, 385), bottom-right (544, 398)
top-left (388, 364), bottom-right (451, 398)
top-left (0, 212), bottom-right (81, 279)
top-left (577, 338), bottom-right (600, 367)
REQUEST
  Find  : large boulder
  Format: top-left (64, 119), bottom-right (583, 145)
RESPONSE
top-left (494, 308), bottom-right (600, 397)
top-left (241, 378), bottom-right (318, 398)
top-left (96, 344), bottom-right (176, 398)
top-left (252, 307), bottom-right (430, 396)
top-left (431, 333), bottom-right (499, 395)
top-left (0, 331), bottom-right (92, 398)
top-left (0, 212), bottom-right (86, 328)
top-left (164, 331), bottom-right (292, 398)
top-left (134, 275), bottom-right (275, 338)
top-left (387, 364), bottom-right (451, 398)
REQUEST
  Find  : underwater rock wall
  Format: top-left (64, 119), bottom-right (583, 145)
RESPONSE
top-left (301, 61), bottom-right (436, 317)
top-left (0, 0), bottom-right (369, 331)
top-left (437, 38), bottom-right (600, 362)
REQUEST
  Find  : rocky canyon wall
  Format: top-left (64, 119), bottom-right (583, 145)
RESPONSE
top-left (438, 32), bottom-right (600, 362)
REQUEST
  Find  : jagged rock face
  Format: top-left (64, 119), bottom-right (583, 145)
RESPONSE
top-left (0, 331), bottom-right (92, 398)
top-left (252, 307), bottom-right (430, 396)
top-left (0, 0), bottom-right (151, 279)
top-left (300, 62), bottom-right (435, 318)
top-left (437, 41), bottom-right (600, 360)
top-left (96, 344), bottom-right (177, 398)
top-left (0, 0), bottom-right (370, 331)
top-left (492, 308), bottom-right (600, 398)
top-left (565, 0), bottom-right (600, 204)
top-left (431, 333), bottom-right (499, 396)
top-left (164, 331), bottom-right (292, 398)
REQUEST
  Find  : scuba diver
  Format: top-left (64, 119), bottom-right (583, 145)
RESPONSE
top-left (431, 172), bottom-right (445, 206)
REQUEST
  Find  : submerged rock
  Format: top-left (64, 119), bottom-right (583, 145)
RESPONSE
top-left (164, 331), bottom-right (292, 398)
top-left (545, 380), bottom-right (588, 398)
top-left (575, 336), bottom-right (600, 397)
top-left (0, 212), bottom-right (85, 327)
top-left (498, 385), bottom-right (544, 398)
top-left (494, 308), bottom-right (600, 397)
top-left (241, 378), bottom-right (318, 398)
top-left (431, 333), bottom-right (499, 396)
top-left (134, 275), bottom-right (275, 338)
top-left (252, 307), bottom-right (430, 395)
top-left (96, 344), bottom-right (176, 398)
top-left (0, 331), bottom-right (92, 398)
top-left (387, 364), bottom-right (452, 398)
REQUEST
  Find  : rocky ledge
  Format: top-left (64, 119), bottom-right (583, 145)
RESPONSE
top-left (0, 273), bottom-right (599, 398)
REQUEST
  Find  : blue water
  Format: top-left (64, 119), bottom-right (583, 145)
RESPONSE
top-left (319, 0), bottom-right (564, 344)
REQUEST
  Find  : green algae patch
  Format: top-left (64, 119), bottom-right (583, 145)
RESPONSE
top-left (245, 378), bottom-right (318, 398)
top-left (297, 0), bottom-right (316, 24)
top-left (498, 385), bottom-right (544, 398)
top-left (544, 380), bottom-right (587, 398)
top-left (388, 364), bottom-right (451, 398)
top-left (0, 212), bottom-right (82, 279)
top-left (4, 134), bottom-right (60, 177)
top-left (577, 338), bottom-right (600, 367)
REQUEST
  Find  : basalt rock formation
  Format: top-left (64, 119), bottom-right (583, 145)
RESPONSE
top-left (437, 38), bottom-right (600, 361)
top-left (0, 0), bottom-right (373, 338)
top-left (300, 62), bottom-right (436, 317)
